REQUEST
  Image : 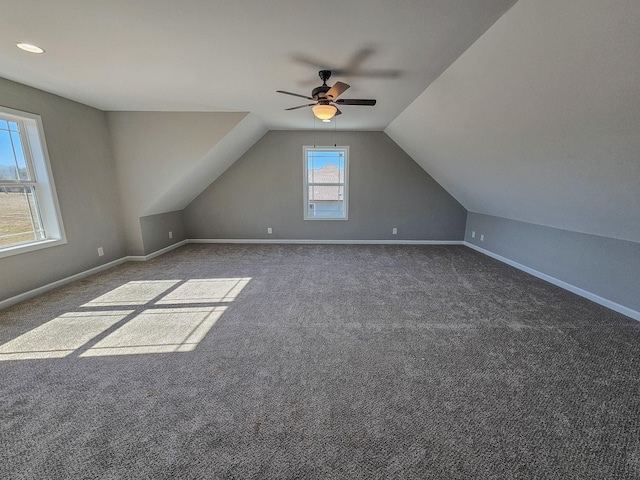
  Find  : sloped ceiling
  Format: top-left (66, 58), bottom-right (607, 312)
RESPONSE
top-left (386, 0), bottom-right (640, 243)
top-left (107, 111), bottom-right (266, 250)
top-left (0, 0), bottom-right (516, 130)
top-left (145, 114), bottom-right (267, 216)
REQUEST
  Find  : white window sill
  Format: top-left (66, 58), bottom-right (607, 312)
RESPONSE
top-left (0, 237), bottom-right (67, 259)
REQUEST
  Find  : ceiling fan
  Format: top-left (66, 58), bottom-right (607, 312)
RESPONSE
top-left (277, 70), bottom-right (376, 121)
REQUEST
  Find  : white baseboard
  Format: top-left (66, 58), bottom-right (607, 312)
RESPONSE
top-left (0, 257), bottom-right (128, 310)
top-left (188, 238), bottom-right (465, 245)
top-left (0, 240), bottom-right (189, 310)
top-left (125, 239), bottom-right (189, 262)
top-left (464, 242), bottom-right (640, 322)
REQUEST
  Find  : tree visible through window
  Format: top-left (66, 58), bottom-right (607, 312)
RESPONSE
top-left (304, 146), bottom-right (349, 220)
top-left (0, 107), bottom-right (65, 257)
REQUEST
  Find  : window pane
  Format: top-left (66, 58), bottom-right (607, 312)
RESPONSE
top-left (308, 185), bottom-right (344, 218)
top-left (0, 186), bottom-right (46, 247)
top-left (0, 130), bottom-right (18, 180)
top-left (309, 203), bottom-right (345, 218)
top-left (8, 122), bottom-right (19, 132)
top-left (308, 151), bottom-right (343, 183)
top-left (12, 131), bottom-right (29, 180)
top-left (310, 185), bottom-right (343, 201)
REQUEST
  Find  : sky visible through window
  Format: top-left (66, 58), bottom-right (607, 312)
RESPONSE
top-left (0, 120), bottom-right (28, 181)
top-left (307, 150), bottom-right (343, 171)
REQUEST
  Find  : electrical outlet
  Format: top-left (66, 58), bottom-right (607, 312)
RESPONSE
top-left (168, 231), bottom-right (173, 239)
top-left (471, 231), bottom-right (475, 238)
top-left (480, 234), bottom-right (484, 242)
top-left (392, 228), bottom-right (398, 235)
top-left (267, 227), bottom-right (272, 234)
top-left (97, 247), bottom-right (104, 257)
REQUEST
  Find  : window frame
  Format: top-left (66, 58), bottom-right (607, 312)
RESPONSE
top-left (0, 106), bottom-right (66, 258)
top-left (303, 145), bottom-right (349, 221)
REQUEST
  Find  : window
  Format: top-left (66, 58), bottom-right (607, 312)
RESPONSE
top-left (0, 106), bottom-right (65, 258)
top-left (304, 146), bottom-right (349, 220)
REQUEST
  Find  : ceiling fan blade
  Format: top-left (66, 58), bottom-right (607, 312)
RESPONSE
top-left (344, 46), bottom-right (375, 75)
top-left (277, 90), bottom-right (314, 100)
top-left (345, 69), bottom-right (401, 79)
top-left (285, 103), bottom-right (315, 111)
top-left (325, 81), bottom-right (350, 100)
top-left (334, 107), bottom-right (342, 116)
top-left (335, 99), bottom-right (377, 106)
top-left (290, 53), bottom-right (330, 69)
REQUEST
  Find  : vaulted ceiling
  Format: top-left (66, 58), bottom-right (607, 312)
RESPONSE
top-left (1, 0), bottom-right (516, 130)
top-left (1, 0), bottom-right (639, 244)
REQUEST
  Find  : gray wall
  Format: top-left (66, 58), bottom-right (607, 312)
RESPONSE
top-left (465, 212), bottom-right (640, 313)
top-left (183, 130), bottom-right (467, 241)
top-left (0, 77), bottom-right (126, 301)
top-left (140, 210), bottom-right (186, 256)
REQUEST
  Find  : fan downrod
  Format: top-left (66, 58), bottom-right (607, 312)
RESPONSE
top-left (312, 70), bottom-right (332, 99)
top-left (318, 70), bottom-right (332, 85)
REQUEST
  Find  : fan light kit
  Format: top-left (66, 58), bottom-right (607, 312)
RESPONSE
top-left (312, 104), bottom-right (338, 120)
top-left (278, 70), bottom-right (376, 120)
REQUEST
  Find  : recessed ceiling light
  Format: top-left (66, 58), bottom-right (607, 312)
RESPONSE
top-left (16, 43), bottom-right (45, 54)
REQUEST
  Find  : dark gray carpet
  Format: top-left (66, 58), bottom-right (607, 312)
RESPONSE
top-left (1, 244), bottom-right (639, 479)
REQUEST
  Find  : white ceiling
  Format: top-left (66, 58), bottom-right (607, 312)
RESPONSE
top-left (0, 0), bottom-right (516, 130)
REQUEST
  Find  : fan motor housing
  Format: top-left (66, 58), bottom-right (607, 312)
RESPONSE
top-left (312, 85), bottom-right (330, 100)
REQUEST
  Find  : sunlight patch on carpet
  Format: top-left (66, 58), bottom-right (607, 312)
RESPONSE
top-left (1, 277), bottom-right (251, 361)
top-left (0, 311), bottom-right (133, 361)
top-left (82, 280), bottom-right (181, 307)
top-left (156, 278), bottom-right (251, 305)
top-left (79, 306), bottom-right (227, 357)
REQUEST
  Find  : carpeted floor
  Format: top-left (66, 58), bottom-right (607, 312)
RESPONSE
top-left (1, 244), bottom-right (639, 479)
